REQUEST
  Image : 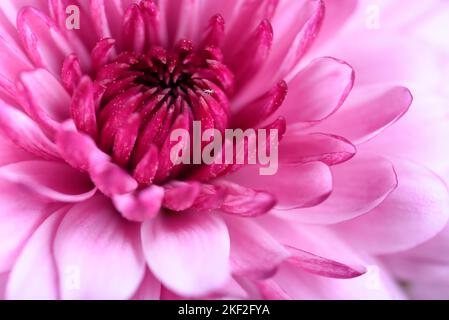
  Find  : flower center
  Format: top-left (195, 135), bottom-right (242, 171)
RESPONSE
top-left (92, 40), bottom-right (233, 186)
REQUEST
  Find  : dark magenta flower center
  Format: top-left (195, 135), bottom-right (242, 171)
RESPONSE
top-left (92, 40), bottom-right (233, 186)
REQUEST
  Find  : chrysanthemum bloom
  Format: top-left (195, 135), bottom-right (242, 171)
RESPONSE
top-left (0, 0), bottom-right (448, 299)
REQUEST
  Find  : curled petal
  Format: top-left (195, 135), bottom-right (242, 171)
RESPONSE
top-left (113, 185), bottom-right (164, 222)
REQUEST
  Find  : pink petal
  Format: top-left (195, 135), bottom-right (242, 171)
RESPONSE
top-left (293, 154), bottom-right (398, 224)
top-left (314, 85), bottom-right (413, 144)
top-left (217, 181), bottom-right (277, 217)
top-left (232, 80), bottom-right (288, 129)
top-left (0, 178), bottom-right (52, 272)
top-left (279, 132), bottom-right (356, 166)
top-left (225, 216), bottom-right (289, 279)
top-left (257, 279), bottom-right (292, 300)
top-left (201, 14), bottom-right (225, 48)
top-left (282, 57), bottom-right (354, 124)
top-left (222, 0), bottom-right (279, 58)
top-left (141, 211), bottom-right (230, 297)
top-left (48, 0), bottom-right (96, 63)
top-left (0, 161), bottom-right (96, 203)
top-left (61, 54), bottom-right (82, 95)
top-left (6, 208), bottom-right (67, 300)
top-left (113, 185), bottom-right (164, 222)
top-left (163, 181), bottom-right (201, 212)
top-left (226, 162), bottom-right (333, 210)
top-left (89, 0), bottom-right (113, 40)
top-left (54, 196), bottom-right (146, 299)
top-left (0, 99), bottom-right (59, 159)
top-left (0, 33), bottom-right (32, 101)
top-left (331, 160), bottom-right (449, 254)
top-left (285, 246), bottom-right (366, 279)
top-left (18, 68), bottom-right (71, 135)
top-left (122, 4), bottom-right (146, 53)
top-left (17, 7), bottom-right (73, 75)
top-left (133, 144), bottom-right (159, 187)
top-left (228, 19), bottom-right (273, 88)
top-left (233, 0), bottom-right (324, 106)
top-left (56, 125), bottom-right (138, 196)
top-left (271, 259), bottom-right (403, 300)
top-left (0, 134), bottom-right (35, 166)
top-left (70, 76), bottom-right (98, 139)
top-left (191, 183), bottom-right (226, 212)
top-left (91, 38), bottom-right (116, 72)
top-left (310, 0), bottom-right (358, 50)
top-left (132, 270), bottom-right (161, 300)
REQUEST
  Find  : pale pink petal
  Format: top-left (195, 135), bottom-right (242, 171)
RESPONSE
top-left (132, 270), bottom-right (161, 300)
top-left (271, 259), bottom-right (404, 300)
top-left (0, 161), bottom-right (96, 203)
top-left (331, 160), bottom-right (449, 254)
top-left (313, 85), bottom-right (413, 144)
top-left (141, 211), bottom-right (230, 297)
top-left (54, 196), bottom-right (146, 299)
top-left (0, 179), bottom-right (53, 272)
top-left (285, 246), bottom-right (366, 279)
top-left (279, 132), bottom-right (356, 166)
top-left (6, 208), bottom-right (67, 300)
top-left (282, 57), bottom-right (354, 124)
top-left (226, 162), bottom-right (333, 210)
top-left (291, 154), bottom-right (398, 224)
top-left (225, 216), bottom-right (289, 279)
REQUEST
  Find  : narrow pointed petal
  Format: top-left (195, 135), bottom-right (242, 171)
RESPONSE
top-left (61, 54), bottom-right (82, 94)
top-left (286, 246), bottom-right (366, 279)
top-left (70, 76), bottom-right (98, 139)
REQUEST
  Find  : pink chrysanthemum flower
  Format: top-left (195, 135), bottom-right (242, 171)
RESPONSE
top-left (0, 0), bottom-right (448, 299)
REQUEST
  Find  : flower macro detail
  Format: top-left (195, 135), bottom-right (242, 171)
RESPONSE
top-left (0, 0), bottom-right (448, 300)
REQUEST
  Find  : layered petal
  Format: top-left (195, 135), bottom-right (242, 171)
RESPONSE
top-left (331, 160), bottom-right (449, 254)
top-left (6, 208), bottom-right (67, 300)
top-left (226, 162), bottom-right (333, 210)
top-left (53, 196), bottom-right (146, 299)
top-left (141, 211), bottom-right (230, 297)
top-left (291, 155), bottom-right (398, 224)
top-left (281, 57), bottom-right (354, 124)
top-left (0, 179), bottom-right (53, 272)
top-left (279, 132), bottom-right (356, 166)
top-left (0, 161), bottom-right (96, 203)
top-left (313, 85), bottom-right (413, 144)
top-left (225, 216), bottom-right (289, 279)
